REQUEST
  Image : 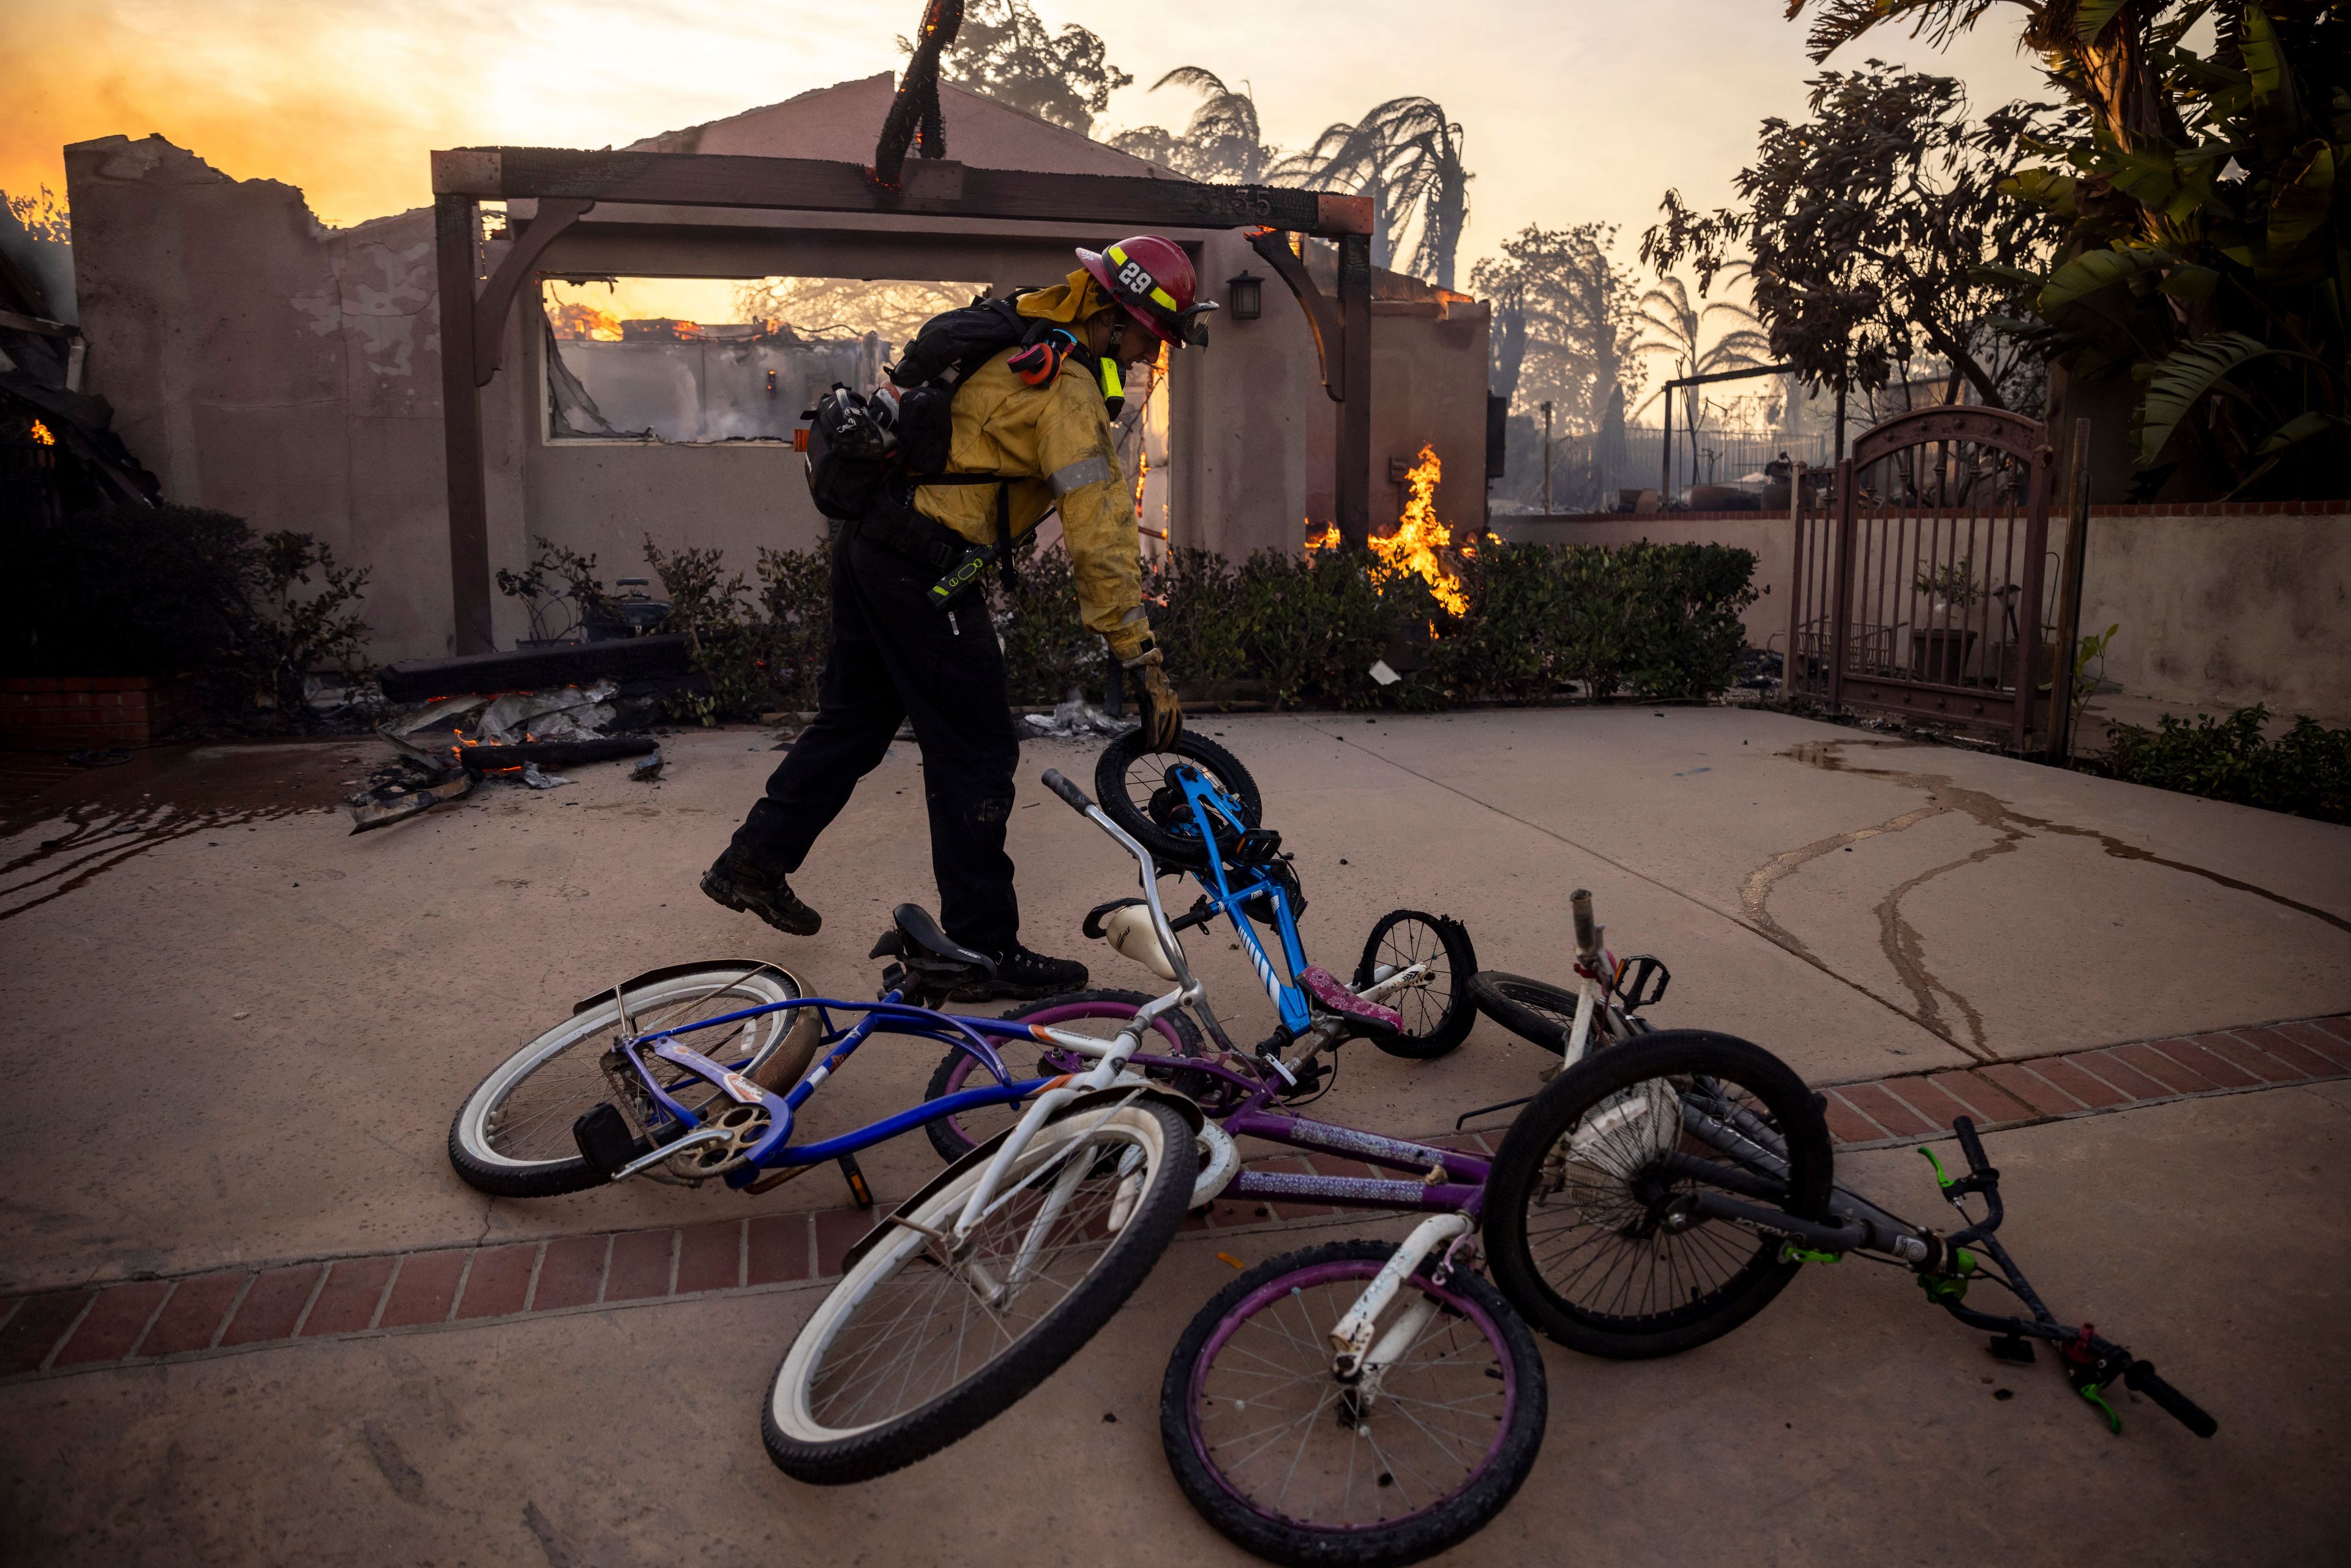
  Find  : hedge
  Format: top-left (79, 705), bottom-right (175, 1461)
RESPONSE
top-left (525, 533), bottom-right (1760, 721)
top-left (2103, 705), bottom-right (2351, 825)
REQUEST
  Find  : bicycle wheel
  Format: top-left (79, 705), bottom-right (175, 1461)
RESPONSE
top-left (448, 962), bottom-right (803, 1198)
top-left (1467, 971), bottom-right (1583, 1054)
top-left (920, 989), bottom-right (1206, 1163)
top-left (1482, 1030), bottom-right (1834, 1359)
top-left (764, 1097), bottom-right (1198, 1484)
top-left (1161, 1240), bottom-right (1546, 1568)
top-left (1353, 911), bottom-right (1478, 1059)
top-left (1094, 730), bottom-right (1261, 869)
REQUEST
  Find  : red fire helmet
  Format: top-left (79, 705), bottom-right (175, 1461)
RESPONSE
top-left (1074, 235), bottom-right (1220, 348)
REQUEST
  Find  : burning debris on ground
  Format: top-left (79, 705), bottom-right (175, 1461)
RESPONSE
top-left (348, 666), bottom-right (670, 832)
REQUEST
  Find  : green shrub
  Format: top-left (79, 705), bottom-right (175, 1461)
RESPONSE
top-left (989, 535), bottom-right (1104, 705)
top-left (4, 500), bottom-right (370, 728)
top-left (2105, 706), bottom-right (2351, 826)
top-left (753, 543), bottom-right (831, 711)
top-left (1427, 540), bottom-right (1758, 703)
top-left (1141, 548), bottom-right (1247, 688)
top-left (612, 530), bottom-right (1758, 722)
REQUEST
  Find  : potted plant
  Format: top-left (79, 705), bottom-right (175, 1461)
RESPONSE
top-left (1910, 558), bottom-right (1982, 684)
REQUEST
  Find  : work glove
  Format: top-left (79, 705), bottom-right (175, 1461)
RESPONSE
top-left (1128, 654), bottom-right (1183, 752)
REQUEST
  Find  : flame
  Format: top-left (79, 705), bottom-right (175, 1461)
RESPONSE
top-left (1134, 447), bottom-right (1149, 517)
top-left (28, 419), bottom-right (54, 446)
top-left (1371, 446), bottom-right (1468, 616)
top-left (549, 301), bottom-right (620, 341)
top-left (1301, 450), bottom-right (1469, 616)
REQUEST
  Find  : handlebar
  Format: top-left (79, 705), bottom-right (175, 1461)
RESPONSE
top-left (2123, 1359), bottom-right (2219, 1438)
top-left (1570, 888), bottom-right (1596, 954)
top-left (1954, 1115), bottom-right (1990, 1175)
top-left (1041, 768), bottom-right (1095, 814)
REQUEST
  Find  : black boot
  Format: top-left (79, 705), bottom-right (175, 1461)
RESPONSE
top-left (700, 849), bottom-right (822, 936)
top-left (951, 945), bottom-right (1090, 1002)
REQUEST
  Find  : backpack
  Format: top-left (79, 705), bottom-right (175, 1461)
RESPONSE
top-left (798, 293), bottom-right (1086, 523)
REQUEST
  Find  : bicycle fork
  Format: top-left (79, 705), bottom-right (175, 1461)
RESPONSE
top-left (1327, 1210), bottom-right (1476, 1399)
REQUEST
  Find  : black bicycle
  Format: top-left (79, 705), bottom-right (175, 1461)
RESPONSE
top-left (1472, 898), bottom-right (2217, 1440)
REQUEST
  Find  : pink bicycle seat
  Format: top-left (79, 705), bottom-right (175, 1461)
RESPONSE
top-left (1300, 965), bottom-right (1404, 1036)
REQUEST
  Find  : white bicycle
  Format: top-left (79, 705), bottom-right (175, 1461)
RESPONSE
top-left (764, 763), bottom-right (1548, 1532)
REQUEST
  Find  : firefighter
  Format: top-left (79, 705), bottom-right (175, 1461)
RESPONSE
top-left (703, 236), bottom-right (1208, 1000)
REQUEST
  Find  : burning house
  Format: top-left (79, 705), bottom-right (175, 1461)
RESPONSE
top-left (61, 74), bottom-right (1495, 662)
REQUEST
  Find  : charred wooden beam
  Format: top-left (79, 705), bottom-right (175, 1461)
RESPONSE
top-left (377, 633), bottom-right (692, 704)
top-left (430, 148), bottom-right (1374, 239)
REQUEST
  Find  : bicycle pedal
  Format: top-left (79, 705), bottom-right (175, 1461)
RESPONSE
top-left (1989, 1332), bottom-right (2036, 1364)
top-left (572, 1104), bottom-right (638, 1178)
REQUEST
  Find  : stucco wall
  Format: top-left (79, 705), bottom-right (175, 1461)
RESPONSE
top-left (65, 135), bottom-right (456, 658)
top-left (2066, 508), bottom-right (2351, 724)
top-left (1500, 505), bottom-right (2351, 727)
top-left (1367, 299), bottom-right (1492, 539)
top-left (65, 79), bottom-right (1496, 663)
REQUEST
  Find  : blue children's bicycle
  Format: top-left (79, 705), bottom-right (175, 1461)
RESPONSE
top-left (920, 732), bottom-right (1479, 1160)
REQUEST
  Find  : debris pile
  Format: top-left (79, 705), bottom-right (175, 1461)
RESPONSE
top-left (347, 669), bottom-right (667, 833)
top-left (1021, 694), bottom-right (1133, 741)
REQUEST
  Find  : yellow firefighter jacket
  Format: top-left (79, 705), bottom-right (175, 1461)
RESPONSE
top-left (911, 270), bottom-right (1152, 662)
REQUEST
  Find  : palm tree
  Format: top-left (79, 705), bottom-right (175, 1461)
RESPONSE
top-left (1145, 67), bottom-right (1277, 184)
top-left (1633, 272), bottom-right (1774, 487)
top-left (1270, 97), bottom-right (1471, 290)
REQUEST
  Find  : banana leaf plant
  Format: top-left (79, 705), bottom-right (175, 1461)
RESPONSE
top-left (1986, 1), bottom-right (2347, 495)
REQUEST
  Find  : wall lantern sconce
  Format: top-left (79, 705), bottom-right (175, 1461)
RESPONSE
top-left (1226, 271), bottom-right (1262, 322)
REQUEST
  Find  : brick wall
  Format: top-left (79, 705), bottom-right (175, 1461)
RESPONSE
top-left (0, 677), bottom-right (197, 746)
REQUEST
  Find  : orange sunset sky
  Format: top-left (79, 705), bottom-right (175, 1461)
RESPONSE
top-left (4, 0), bottom-right (2042, 276)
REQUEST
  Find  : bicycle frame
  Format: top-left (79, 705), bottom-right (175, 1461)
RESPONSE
top-left (1616, 1069), bottom-right (2214, 1436)
top-left (1163, 767), bottom-right (1436, 1042)
top-left (1037, 768), bottom-right (1491, 1379)
top-left (609, 766), bottom-right (1493, 1378)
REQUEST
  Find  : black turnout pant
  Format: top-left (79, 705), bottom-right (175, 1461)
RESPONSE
top-left (728, 527), bottom-right (1022, 955)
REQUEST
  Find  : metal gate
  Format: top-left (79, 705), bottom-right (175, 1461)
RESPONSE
top-left (1785, 407), bottom-right (2056, 752)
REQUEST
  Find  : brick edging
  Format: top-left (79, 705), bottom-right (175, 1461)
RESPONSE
top-left (0, 1136), bottom-right (1494, 1387)
top-left (1818, 1014), bottom-right (2351, 1149)
top-left (8, 1017), bottom-right (2345, 1387)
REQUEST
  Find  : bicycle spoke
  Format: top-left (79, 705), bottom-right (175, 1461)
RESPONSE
top-left (1192, 1261), bottom-right (1510, 1531)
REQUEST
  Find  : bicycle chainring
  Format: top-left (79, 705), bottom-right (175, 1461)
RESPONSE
top-left (666, 1100), bottom-right (772, 1180)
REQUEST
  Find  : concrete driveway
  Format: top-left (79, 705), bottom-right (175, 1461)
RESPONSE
top-left (2, 707), bottom-right (2345, 1564)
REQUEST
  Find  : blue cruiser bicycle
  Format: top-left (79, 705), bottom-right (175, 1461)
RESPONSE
top-left (448, 887), bottom-right (1206, 1485)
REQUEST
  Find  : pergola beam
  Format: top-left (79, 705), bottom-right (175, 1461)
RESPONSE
top-left (430, 148), bottom-right (1374, 238)
top-left (430, 146), bottom-right (1377, 653)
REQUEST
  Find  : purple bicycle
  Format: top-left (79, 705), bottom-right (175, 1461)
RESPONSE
top-left (919, 761), bottom-right (1555, 1567)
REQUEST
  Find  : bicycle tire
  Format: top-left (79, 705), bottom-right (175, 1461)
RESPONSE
top-left (1094, 731), bottom-right (1262, 870)
top-left (1353, 910), bottom-right (1478, 1059)
top-left (448, 963), bottom-right (801, 1198)
top-left (1467, 971), bottom-right (1584, 1054)
top-left (763, 1098), bottom-right (1197, 1484)
top-left (1161, 1239), bottom-right (1547, 1568)
top-left (920, 989), bottom-right (1205, 1163)
top-left (1483, 1030), bottom-right (1834, 1359)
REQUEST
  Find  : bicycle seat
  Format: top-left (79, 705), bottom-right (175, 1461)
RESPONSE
top-left (1299, 964), bottom-right (1402, 1044)
top-left (879, 904), bottom-right (997, 985)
